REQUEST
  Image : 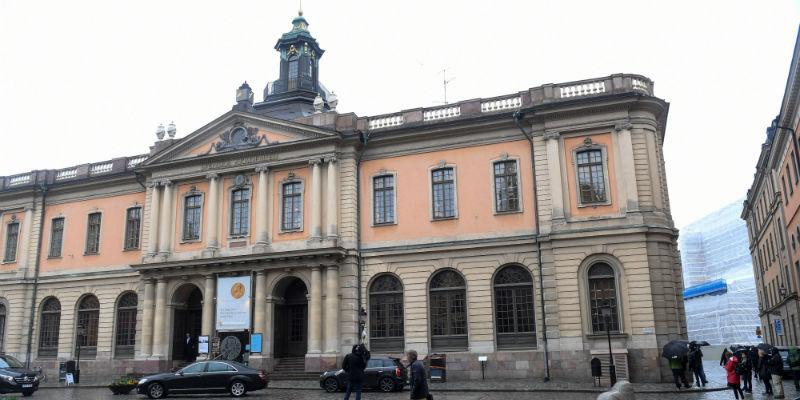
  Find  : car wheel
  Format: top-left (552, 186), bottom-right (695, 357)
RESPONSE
top-left (147, 382), bottom-right (166, 399)
top-left (229, 380), bottom-right (247, 397)
top-left (379, 377), bottom-right (396, 392)
top-left (323, 377), bottom-right (339, 393)
top-left (22, 391), bottom-right (34, 397)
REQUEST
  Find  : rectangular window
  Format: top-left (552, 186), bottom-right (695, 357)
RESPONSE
top-left (85, 212), bottom-right (101, 254)
top-left (230, 189), bottom-right (250, 236)
top-left (788, 166), bottom-right (795, 195)
top-left (577, 150), bottom-right (607, 203)
top-left (494, 161), bottom-right (520, 212)
top-left (4, 222), bottom-right (19, 262)
top-left (373, 175), bottom-right (395, 224)
top-left (48, 218), bottom-right (65, 257)
top-left (784, 176), bottom-right (790, 203)
top-left (124, 208), bottom-right (141, 250)
top-left (183, 196), bottom-right (202, 241)
top-left (793, 151), bottom-right (799, 184)
top-left (288, 60), bottom-right (298, 90)
top-left (432, 168), bottom-right (455, 219)
top-left (282, 183), bottom-right (302, 231)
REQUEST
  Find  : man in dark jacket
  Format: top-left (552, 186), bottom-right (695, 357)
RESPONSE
top-left (766, 348), bottom-right (785, 399)
top-left (407, 350), bottom-right (429, 400)
top-left (758, 348), bottom-right (774, 396)
top-left (688, 344), bottom-right (708, 387)
top-left (182, 333), bottom-right (195, 363)
top-left (342, 344), bottom-right (370, 400)
top-left (739, 351), bottom-right (753, 393)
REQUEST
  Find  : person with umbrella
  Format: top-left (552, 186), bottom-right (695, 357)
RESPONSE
top-left (662, 340), bottom-right (691, 389)
top-left (738, 349), bottom-right (753, 393)
top-left (766, 346), bottom-right (786, 399)
top-left (688, 342), bottom-right (708, 387)
top-left (757, 344), bottom-right (774, 396)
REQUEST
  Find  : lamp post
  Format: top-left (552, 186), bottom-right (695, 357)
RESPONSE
top-left (601, 302), bottom-right (617, 387)
top-left (780, 285), bottom-right (788, 343)
top-left (75, 323), bottom-right (84, 384)
top-left (358, 307), bottom-right (367, 344)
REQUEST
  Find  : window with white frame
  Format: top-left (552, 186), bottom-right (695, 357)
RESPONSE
top-left (282, 182), bottom-right (303, 231)
top-left (48, 217), bottom-right (65, 257)
top-left (493, 160), bottom-right (520, 213)
top-left (373, 175), bottom-right (395, 224)
top-left (230, 188), bottom-right (250, 236)
top-left (576, 149), bottom-right (607, 204)
top-left (85, 212), bottom-right (101, 254)
top-left (124, 208), bottom-right (141, 250)
top-left (431, 167), bottom-right (456, 219)
top-left (183, 195), bottom-right (202, 241)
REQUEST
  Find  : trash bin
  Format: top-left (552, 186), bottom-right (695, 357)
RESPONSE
top-left (429, 353), bottom-right (446, 382)
top-left (590, 357), bottom-right (602, 387)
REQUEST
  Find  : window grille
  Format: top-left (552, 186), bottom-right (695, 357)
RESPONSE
top-left (38, 298), bottom-right (61, 358)
top-left (115, 293), bottom-right (137, 358)
top-left (588, 263), bottom-right (619, 333)
top-left (493, 265), bottom-right (536, 348)
top-left (369, 275), bottom-right (404, 351)
top-left (429, 270), bottom-right (467, 350)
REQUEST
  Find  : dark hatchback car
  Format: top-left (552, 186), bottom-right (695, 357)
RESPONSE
top-left (0, 354), bottom-right (39, 397)
top-left (136, 360), bottom-right (267, 398)
top-left (320, 357), bottom-right (407, 393)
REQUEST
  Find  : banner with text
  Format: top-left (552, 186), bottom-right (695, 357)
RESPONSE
top-left (216, 276), bottom-right (251, 331)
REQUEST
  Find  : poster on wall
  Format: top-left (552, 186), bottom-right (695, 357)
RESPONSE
top-left (198, 336), bottom-right (209, 354)
top-left (216, 275), bottom-right (252, 331)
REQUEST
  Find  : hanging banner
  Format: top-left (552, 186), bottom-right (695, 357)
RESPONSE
top-left (216, 276), bottom-right (251, 331)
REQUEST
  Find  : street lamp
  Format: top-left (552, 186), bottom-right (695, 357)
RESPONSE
top-left (75, 323), bottom-right (84, 384)
top-left (358, 307), bottom-right (367, 344)
top-left (601, 302), bottom-right (617, 387)
top-left (780, 285), bottom-right (788, 343)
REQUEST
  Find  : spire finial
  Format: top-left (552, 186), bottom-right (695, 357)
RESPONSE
top-left (298, 0), bottom-right (303, 15)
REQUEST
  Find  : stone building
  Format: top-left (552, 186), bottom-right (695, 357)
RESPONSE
top-left (0, 11), bottom-right (684, 383)
top-left (743, 27), bottom-right (800, 347)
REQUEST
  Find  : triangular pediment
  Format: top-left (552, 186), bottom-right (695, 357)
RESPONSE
top-left (143, 111), bottom-right (338, 165)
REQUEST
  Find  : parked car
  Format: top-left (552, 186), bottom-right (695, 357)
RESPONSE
top-left (0, 354), bottom-right (39, 397)
top-left (320, 357), bottom-right (407, 393)
top-left (136, 360), bottom-right (267, 398)
top-left (774, 346), bottom-right (798, 378)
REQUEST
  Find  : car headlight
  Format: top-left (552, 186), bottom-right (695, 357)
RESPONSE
top-left (138, 378), bottom-right (148, 385)
top-left (33, 376), bottom-right (39, 382)
top-left (0, 375), bottom-right (13, 383)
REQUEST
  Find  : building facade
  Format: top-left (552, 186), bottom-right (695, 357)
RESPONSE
top-left (680, 198), bottom-right (760, 345)
top-left (743, 27), bottom-right (800, 348)
top-left (0, 12), bottom-right (684, 383)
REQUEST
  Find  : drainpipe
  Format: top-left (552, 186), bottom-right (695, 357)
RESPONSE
top-left (512, 111), bottom-right (550, 381)
top-left (355, 130), bottom-right (370, 342)
top-left (25, 184), bottom-right (47, 369)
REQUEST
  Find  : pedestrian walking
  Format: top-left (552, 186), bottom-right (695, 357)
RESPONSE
top-left (688, 343), bottom-right (708, 387)
top-left (669, 356), bottom-right (690, 389)
top-left (767, 347), bottom-right (786, 399)
top-left (725, 355), bottom-right (745, 400)
top-left (789, 347), bottom-right (800, 390)
top-left (721, 348), bottom-right (733, 366)
top-left (407, 349), bottom-right (430, 400)
top-left (342, 344), bottom-right (370, 400)
top-left (739, 351), bottom-right (753, 393)
top-left (758, 348), bottom-right (774, 396)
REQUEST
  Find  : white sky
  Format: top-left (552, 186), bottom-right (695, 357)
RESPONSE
top-left (1, 0), bottom-right (799, 228)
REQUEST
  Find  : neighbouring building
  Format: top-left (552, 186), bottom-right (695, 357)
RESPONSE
top-left (680, 198), bottom-right (760, 345)
top-left (0, 10), bottom-right (684, 383)
top-left (743, 26), bottom-right (800, 347)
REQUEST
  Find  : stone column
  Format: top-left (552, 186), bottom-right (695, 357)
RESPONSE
top-left (158, 180), bottom-right (173, 255)
top-left (253, 271), bottom-right (266, 336)
top-left (152, 278), bottom-right (168, 357)
top-left (147, 182), bottom-right (161, 255)
top-left (642, 127), bottom-right (665, 211)
top-left (325, 157), bottom-right (338, 241)
top-left (324, 265), bottom-right (339, 353)
top-left (18, 206), bottom-right (34, 276)
top-left (141, 279), bottom-right (155, 357)
top-left (544, 131), bottom-right (565, 222)
top-left (202, 274), bottom-right (216, 337)
top-left (206, 173), bottom-right (220, 251)
top-left (254, 166), bottom-right (269, 250)
top-left (309, 159), bottom-right (323, 241)
top-left (263, 296), bottom-right (275, 357)
top-left (615, 123), bottom-right (640, 212)
top-left (309, 266), bottom-right (323, 353)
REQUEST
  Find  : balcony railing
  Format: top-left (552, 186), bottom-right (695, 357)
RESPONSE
top-left (481, 96), bottom-right (523, 113)
top-left (369, 114), bottom-right (404, 130)
top-left (55, 168), bottom-right (78, 181)
top-left (90, 162), bottom-right (113, 175)
top-left (8, 173), bottom-right (31, 186)
top-left (424, 106), bottom-right (461, 122)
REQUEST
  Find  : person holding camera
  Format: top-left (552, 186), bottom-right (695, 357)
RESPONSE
top-left (342, 343), bottom-right (370, 400)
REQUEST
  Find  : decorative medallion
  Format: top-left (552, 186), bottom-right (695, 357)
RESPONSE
top-left (220, 336), bottom-right (242, 361)
top-left (205, 122), bottom-right (269, 154)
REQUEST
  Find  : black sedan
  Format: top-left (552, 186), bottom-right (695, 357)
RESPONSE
top-left (136, 360), bottom-right (267, 398)
top-left (0, 354), bottom-right (39, 397)
top-left (320, 357), bottom-right (407, 393)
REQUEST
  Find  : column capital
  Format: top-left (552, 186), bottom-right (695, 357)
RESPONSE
top-left (204, 273), bottom-right (215, 280)
top-left (311, 265), bottom-right (322, 272)
top-left (147, 181), bottom-right (160, 188)
top-left (142, 277), bottom-right (156, 285)
top-left (206, 172), bottom-right (220, 180)
top-left (325, 264), bottom-right (339, 271)
top-left (324, 156), bottom-right (337, 164)
top-left (160, 179), bottom-right (173, 187)
top-left (255, 270), bottom-right (266, 277)
top-left (255, 165), bottom-right (270, 173)
top-left (156, 277), bottom-right (168, 284)
top-left (309, 158), bottom-right (322, 166)
top-left (614, 122), bottom-right (633, 132)
top-left (544, 130), bottom-right (560, 141)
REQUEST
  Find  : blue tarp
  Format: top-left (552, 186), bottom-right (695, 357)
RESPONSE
top-left (683, 279), bottom-right (727, 299)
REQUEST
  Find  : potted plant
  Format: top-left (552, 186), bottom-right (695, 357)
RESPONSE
top-left (108, 376), bottom-right (139, 395)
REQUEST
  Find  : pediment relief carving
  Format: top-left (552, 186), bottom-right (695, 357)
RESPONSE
top-left (204, 122), bottom-right (273, 155)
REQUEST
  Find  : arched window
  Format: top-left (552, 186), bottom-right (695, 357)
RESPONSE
top-left (369, 275), bottom-right (404, 352)
top-left (38, 298), bottom-right (61, 359)
top-left (0, 302), bottom-right (6, 351)
top-left (429, 270), bottom-right (467, 351)
top-left (77, 295), bottom-right (100, 358)
top-left (493, 265), bottom-right (536, 348)
top-left (588, 263), bottom-right (619, 333)
top-left (115, 293), bottom-right (138, 359)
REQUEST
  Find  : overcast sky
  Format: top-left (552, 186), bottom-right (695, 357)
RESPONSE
top-left (1, 0), bottom-right (799, 228)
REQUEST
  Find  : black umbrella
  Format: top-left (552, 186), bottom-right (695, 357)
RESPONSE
top-left (757, 343), bottom-right (773, 352)
top-left (662, 340), bottom-right (690, 359)
top-left (690, 340), bottom-right (711, 347)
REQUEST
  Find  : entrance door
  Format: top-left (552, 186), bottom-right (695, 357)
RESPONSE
top-left (274, 278), bottom-right (308, 358)
top-left (172, 286), bottom-right (203, 362)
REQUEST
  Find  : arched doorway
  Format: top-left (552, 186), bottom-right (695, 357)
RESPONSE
top-left (274, 278), bottom-right (308, 358)
top-left (171, 284), bottom-right (203, 363)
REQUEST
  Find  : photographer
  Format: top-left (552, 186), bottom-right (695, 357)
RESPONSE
top-left (342, 344), bottom-right (370, 400)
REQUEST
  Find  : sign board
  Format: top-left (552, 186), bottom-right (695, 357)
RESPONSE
top-left (216, 276), bottom-right (252, 331)
top-left (198, 335), bottom-right (209, 354)
top-left (756, 328), bottom-right (762, 336)
top-left (211, 337), bottom-right (220, 354)
top-left (478, 356), bottom-right (488, 362)
top-left (251, 334), bottom-right (262, 352)
top-left (65, 373), bottom-right (74, 385)
top-left (775, 319), bottom-right (783, 335)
